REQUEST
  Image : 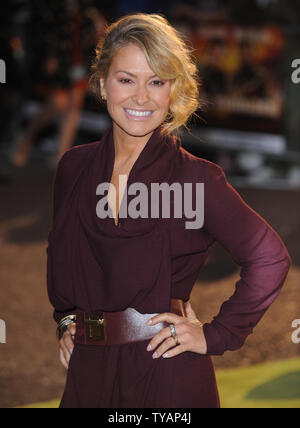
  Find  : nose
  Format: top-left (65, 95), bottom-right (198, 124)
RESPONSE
top-left (133, 84), bottom-right (150, 105)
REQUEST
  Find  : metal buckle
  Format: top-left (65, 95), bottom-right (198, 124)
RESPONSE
top-left (84, 313), bottom-right (105, 342)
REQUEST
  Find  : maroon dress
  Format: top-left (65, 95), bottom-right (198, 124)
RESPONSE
top-left (47, 123), bottom-right (291, 408)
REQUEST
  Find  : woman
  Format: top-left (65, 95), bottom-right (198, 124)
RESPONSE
top-left (47, 13), bottom-right (291, 408)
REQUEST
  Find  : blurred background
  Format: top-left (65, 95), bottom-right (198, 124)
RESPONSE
top-left (0, 0), bottom-right (299, 408)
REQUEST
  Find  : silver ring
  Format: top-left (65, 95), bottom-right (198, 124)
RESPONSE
top-left (169, 323), bottom-right (176, 338)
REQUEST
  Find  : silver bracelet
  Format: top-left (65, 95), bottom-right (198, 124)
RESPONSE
top-left (56, 315), bottom-right (77, 341)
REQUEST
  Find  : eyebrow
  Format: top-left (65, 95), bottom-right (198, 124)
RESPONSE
top-left (116, 70), bottom-right (158, 79)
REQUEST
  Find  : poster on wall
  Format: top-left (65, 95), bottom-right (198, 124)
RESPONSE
top-left (191, 25), bottom-right (285, 133)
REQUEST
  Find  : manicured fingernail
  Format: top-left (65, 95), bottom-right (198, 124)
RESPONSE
top-left (152, 352), bottom-right (158, 359)
top-left (147, 344), bottom-right (152, 351)
top-left (147, 319), bottom-right (152, 325)
top-left (162, 353), bottom-right (168, 358)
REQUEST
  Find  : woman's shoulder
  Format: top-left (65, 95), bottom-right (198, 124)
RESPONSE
top-left (177, 145), bottom-right (225, 180)
top-left (59, 141), bottom-right (100, 165)
top-left (56, 141), bottom-right (101, 174)
top-left (53, 141), bottom-right (102, 188)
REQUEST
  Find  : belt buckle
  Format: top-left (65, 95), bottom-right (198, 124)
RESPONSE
top-left (84, 313), bottom-right (105, 343)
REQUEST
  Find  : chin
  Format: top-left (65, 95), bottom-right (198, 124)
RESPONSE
top-left (114, 120), bottom-right (161, 138)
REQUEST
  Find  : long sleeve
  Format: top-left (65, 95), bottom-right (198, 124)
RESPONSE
top-left (201, 162), bottom-right (291, 356)
top-left (47, 245), bottom-right (77, 325)
top-left (46, 151), bottom-right (77, 325)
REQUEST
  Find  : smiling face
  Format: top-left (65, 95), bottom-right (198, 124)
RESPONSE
top-left (100, 43), bottom-right (172, 141)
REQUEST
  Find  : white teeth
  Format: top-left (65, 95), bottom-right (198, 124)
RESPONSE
top-left (125, 109), bottom-right (152, 117)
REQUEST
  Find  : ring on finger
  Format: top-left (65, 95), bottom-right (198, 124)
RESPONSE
top-left (169, 323), bottom-right (176, 338)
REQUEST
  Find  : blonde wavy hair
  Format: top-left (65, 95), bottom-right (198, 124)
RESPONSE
top-left (89, 13), bottom-right (202, 137)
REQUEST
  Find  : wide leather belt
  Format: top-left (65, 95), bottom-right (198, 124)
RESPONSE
top-left (75, 298), bottom-right (186, 346)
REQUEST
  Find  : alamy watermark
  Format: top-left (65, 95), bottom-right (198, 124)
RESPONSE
top-left (96, 176), bottom-right (205, 229)
top-left (0, 59), bottom-right (6, 83)
top-left (291, 319), bottom-right (300, 344)
top-left (0, 319), bottom-right (6, 344)
top-left (291, 59), bottom-right (300, 84)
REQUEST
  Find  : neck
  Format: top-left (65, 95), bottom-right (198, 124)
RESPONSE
top-left (112, 122), bottom-right (156, 164)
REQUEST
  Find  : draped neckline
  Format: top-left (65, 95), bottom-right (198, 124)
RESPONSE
top-left (106, 125), bottom-right (162, 228)
top-left (80, 122), bottom-right (182, 237)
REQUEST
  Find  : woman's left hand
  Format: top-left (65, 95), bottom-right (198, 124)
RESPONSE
top-left (146, 301), bottom-right (207, 359)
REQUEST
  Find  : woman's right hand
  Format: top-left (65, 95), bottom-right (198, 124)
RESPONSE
top-left (59, 323), bottom-right (76, 370)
